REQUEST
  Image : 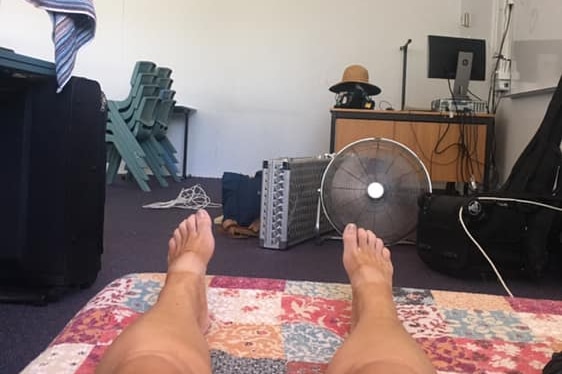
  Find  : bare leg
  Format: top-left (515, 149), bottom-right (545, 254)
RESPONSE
top-left (327, 224), bottom-right (436, 374)
top-left (96, 209), bottom-right (215, 374)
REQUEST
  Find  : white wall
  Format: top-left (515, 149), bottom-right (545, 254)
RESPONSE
top-left (495, 93), bottom-right (552, 181)
top-left (1, 0), bottom-right (467, 178)
top-left (463, 0), bottom-right (558, 183)
top-left (458, 0), bottom-right (496, 101)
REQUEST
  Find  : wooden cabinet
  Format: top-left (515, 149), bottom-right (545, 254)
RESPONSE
top-left (330, 109), bottom-right (495, 189)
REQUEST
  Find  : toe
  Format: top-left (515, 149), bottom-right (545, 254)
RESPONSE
top-left (179, 220), bottom-right (188, 239)
top-left (168, 236), bottom-right (176, 252)
top-left (358, 228), bottom-right (368, 250)
top-left (374, 236), bottom-right (383, 252)
top-left (343, 223), bottom-right (358, 248)
top-left (382, 246), bottom-right (391, 260)
top-left (366, 230), bottom-right (376, 249)
top-left (186, 214), bottom-right (197, 235)
top-left (168, 237), bottom-right (176, 262)
top-left (196, 209), bottom-right (212, 227)
top-left (173, 228), bottom-right (182, 246)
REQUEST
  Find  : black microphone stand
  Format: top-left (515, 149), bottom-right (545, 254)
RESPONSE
top-left (400, 39), bottom-right (412, 110)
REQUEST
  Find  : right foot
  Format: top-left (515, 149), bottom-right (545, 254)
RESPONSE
top-left (342, 223), bottom-right (393, 290)
top-left (342, 223), bottom-right (395, 329)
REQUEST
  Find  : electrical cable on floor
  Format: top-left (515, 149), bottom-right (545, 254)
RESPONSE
top-left (142, 184), bottom-right (222, 210)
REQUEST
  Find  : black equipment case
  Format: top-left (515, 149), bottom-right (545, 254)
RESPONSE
top-left (417, 193), bottom-right (559, 278)
top-left (417, 74), bottom-right (562, 279)
top-left (1, 63), bottom-right (106, 303)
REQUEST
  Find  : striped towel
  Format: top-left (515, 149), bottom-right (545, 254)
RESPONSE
top-left (26, 0), bottom-right (96, 93)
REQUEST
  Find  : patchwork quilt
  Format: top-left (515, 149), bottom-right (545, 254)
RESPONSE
top-left (22, 273), bottom-right (562, 373)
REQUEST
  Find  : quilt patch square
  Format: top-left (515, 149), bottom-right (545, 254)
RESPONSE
top-left (517, 312), bottom-right (562, 343)
top-left (442, 309), bottom-right (533, 342)
top-left (281, 295), bottom-right (351, 337)
top-left (397, 305), bottom-right (449, 339)
top-left (208, 287), bottom-right (283, 324)
top-left (282, 322), bottom-right (343, 363)
top-left (286, 361), bottom-right (329, 373)
top-left (207, 322), bottom-right (284, 359)
top-left (211, 349), bottom-right (287, 374)
top-left (285, 280), bottom-right (351, 301)
top-left (418, 336), bottom-right (553, 373)
top-left (53, 307), bottom-right (140, 346)
top-left (394, 287), bottom-right (435, 306)
top-left (508, 297), bottom-right (562, 315)
top-left (21, 343), bottom-right (94, 374)
top-left (210, 275), bottom-right (286, 291)
top-left (431, 290), bottom-right (513, 312)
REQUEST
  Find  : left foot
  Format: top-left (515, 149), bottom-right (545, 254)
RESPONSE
top-left (167, 209), bottom-right (215, 275)
top-left (165, 209), bottom-right (215, 332)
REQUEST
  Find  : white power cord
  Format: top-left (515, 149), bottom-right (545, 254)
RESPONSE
top-left (458, 206), bottom-right (514, 297)
top-left (458, 196), bottom-right (562, 298)
top-left (142, 184), bottom-right (222, 210)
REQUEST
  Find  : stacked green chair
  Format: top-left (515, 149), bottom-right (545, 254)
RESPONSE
top-left (156, 77), bottom-right (173, 91)
top-left (125, 96), bottom-right (171, 187)
top-left (106, 61), bottom-right (159, 190)
top-left (106, 75), bottom-right (159, 190)
top-left (153, 96), bottom-right (181, 181)
top-left (106, 123), bottom-right (151, 192)
top-left (114, 61), bottom-right (157, 112)
top-left (155, 66), bottom-right (172, 79)
top-left (154, 88), bottom-right (179, 165)
top-left (105, 61), bottom-right (182, 191)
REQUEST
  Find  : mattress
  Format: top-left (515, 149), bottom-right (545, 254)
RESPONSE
top-left (22, 273), bottom-right (562, 373)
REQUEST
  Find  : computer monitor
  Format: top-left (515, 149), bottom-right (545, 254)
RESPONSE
top-left (427, 35), bottom-right (486, 100)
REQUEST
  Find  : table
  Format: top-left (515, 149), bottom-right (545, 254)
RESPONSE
top-left (330, 108), bottom-right (495, 190)
top-left (172, 105), bottom-right (196, 179)
top-left (0, 47), bottom-right (55, 77)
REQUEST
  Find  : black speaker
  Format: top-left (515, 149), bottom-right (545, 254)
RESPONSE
top-left (0, 75), bottom-right (106, 301)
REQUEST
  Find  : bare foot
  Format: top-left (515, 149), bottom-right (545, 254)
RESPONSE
top-left (342, 223), bottom-right (395, 329)
top-left (342, 223), bottom-right (393, 289)
top-left (167, 209), bottom-right (215, 275)
top-left (95, 211), bottom-right (215, 374)
top-left (165, 209), bottom-right (215, 332)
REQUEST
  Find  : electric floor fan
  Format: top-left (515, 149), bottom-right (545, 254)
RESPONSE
top-left (320, 138), bottom-right (432, 245)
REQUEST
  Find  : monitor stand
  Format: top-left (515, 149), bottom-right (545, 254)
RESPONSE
top-left (452, 51), bottom-right (473, 100)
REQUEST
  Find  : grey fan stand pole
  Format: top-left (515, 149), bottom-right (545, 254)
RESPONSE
top-left (400, 39), bottom-right (412, 110)
top-left (314, 189), bottom-right (341, 243)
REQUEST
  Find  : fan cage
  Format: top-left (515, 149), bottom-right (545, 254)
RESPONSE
top-left (320, 137), bottom-right (432, 245)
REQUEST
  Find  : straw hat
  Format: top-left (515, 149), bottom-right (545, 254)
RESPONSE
top-left (329, 64), bottom-right (381, 96)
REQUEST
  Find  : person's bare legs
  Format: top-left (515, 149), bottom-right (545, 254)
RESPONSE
top-left (327, 224), bottom-right (436, 374)
top-left (95, 209), bottom-right (214, 374)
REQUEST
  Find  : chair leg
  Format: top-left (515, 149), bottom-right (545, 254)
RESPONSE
top-left (159, 136), bottom-right (179, 163)
top-left (150, 137), bottom-right (180, 182)
top-left (106, 144), bottom-right (122, 185)
top-left (140, 140), bottom-right (169, 188)
top-left (106, 134), bottom-right (151, 192)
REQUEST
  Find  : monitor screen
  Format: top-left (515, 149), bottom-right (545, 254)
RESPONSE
top-left (427, 35), bottom-right (486, 81)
